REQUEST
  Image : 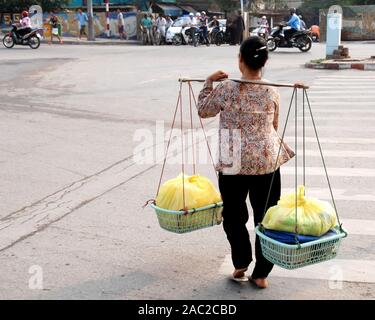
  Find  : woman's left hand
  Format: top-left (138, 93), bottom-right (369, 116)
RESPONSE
top-left (207, 70), bottom-right (229, 82)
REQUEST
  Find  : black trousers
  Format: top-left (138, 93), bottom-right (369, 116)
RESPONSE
top-left (218, 169), bottom-right (281, 279)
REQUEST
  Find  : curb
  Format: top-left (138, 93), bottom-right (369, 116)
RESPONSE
top-left (41, 39), bottom-right (141, 46)
top-left (306, 62), bottom-right (375, 71)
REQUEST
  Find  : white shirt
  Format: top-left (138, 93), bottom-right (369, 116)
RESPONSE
top-left (117, 12), bottom-right (124, 26)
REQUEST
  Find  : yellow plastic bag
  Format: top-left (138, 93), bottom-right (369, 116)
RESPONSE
top-left (262, 185), bottom-right (338, 236)
top-left (156, 174), bottom-right (222, 211)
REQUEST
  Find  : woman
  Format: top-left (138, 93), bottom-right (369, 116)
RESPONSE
top-left (49, 12), bottom-right (63, 44)
top-left (197, 36), bottom-right (302, 289)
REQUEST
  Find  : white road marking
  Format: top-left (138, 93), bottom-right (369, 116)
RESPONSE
top-left (138, 79), bottom-right (157, 85)
top-left (219, 256), bottom-right (375, 283)
top-left (302, 150), bottom-right (375, 158)
top-left (283, 137), bottom-right (375, 144)
top-left (282, 166), bottom-right (375, 177)
top-left (282, 188), bottom-right (375, 202)
top-left (300, 109), bottom-right (375, 113)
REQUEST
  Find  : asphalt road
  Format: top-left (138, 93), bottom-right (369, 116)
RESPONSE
top-left (0, 41), bottom-right (374, 300)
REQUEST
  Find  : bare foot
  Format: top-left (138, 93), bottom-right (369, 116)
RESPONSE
top-left (249, 277), bottom-right (268, 289)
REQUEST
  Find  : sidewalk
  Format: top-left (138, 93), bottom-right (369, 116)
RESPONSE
top-left (41, 36), bottom-right (140, 46)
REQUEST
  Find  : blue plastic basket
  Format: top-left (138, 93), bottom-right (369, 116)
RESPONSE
top-left (151, 202), bottom-right (223, 234)
top-left (255, 226), bottom-right (348, 269)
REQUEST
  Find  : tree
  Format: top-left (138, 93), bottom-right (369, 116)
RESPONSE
top-left (0, 0), bottom-right (68, 13)
top-left (213, 0), bottom-right (241, 13)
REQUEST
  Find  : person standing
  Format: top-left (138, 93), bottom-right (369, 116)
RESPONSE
top-left (197, 36), bottom-right (301, 289)
top-left (76, 8), bottom-right (88, 40)
top-left (234, 11), bottom-right (245, 44)
top-left (117, 9), bottom-right (126, 40)
top-left (49, 12), bottom-right (63, 44)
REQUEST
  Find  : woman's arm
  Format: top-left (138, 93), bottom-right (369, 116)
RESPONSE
top-left (197, 70), bottom-right (228, 118)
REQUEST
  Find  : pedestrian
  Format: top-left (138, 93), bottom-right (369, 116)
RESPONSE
top-left (165, 15), bottom-right (173, 30)
top-left (197, 36), bottom-right (303, 289)
top-left (234, 10), bottom-right (245, 44)
top-left (117, 9), bottom-right (127, 40)
top-left (140, 13), bottom-right (153, 45)
top-left (49, 12), bottom-right (63, 44)
top-left (76, 8), bottom-right (88, 40)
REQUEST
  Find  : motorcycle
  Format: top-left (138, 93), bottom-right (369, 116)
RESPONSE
top-left (212, 28), bottom-right (231, 46)
top-left (267, 24), bottom-right (312, 52)
top-left (172, 26), bottom-right (204, 47)
top-left (308, 28), bottom-right (319, 42)
top-left (3, 24), bottom-right (43, 49)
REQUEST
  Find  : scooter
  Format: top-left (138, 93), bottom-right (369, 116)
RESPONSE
top-left (267, 23), bottom-right (312, 52)
top-left (3, 24), bottom-right (43, 49)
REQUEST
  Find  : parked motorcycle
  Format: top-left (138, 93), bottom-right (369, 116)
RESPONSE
top-left (212, 28), bottom-right (231, 46)
top-left (2, 24), bottom-right (43, 49)
top-left (267, 24), bottom-right (312, 52)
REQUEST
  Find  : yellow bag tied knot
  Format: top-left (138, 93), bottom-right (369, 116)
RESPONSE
top-left (156, 174), bottom-right (222, 211)
top-left (262, 185), bottom-right (338, 237)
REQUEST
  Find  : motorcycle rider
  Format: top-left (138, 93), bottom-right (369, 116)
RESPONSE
top-left (199, 11), bottom-right (210, 46)
top-left (258, 15), bottom-right (269, 38)
top-left (184, 12), bottom-right (198, 45)
top-left (284, 8), bottom-right (301, 43)
top-left (299, 15), bottom-right (307, 30)
top-left (17, 11), bottom-right (32, 38)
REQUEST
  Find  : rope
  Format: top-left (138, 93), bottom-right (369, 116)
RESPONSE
top-left (189, 81), bottom-right (219, 179)
top-left (180, 84), bottom-right (186, 210)
top-left (155, 83), bottom-right (182, 198)
top-left (188, 84), bottom-right (196, 175)
top-left (304, 89), bottom-right (343, 231)
top-left (262, 88), bottom-right (297, 220)
top-left (294, 89), bottom-right (298, 235)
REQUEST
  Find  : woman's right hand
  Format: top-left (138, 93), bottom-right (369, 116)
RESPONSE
top-left (294, 82), bottom-right (306, 88)
top-left (207, 70), bottom-right (229, 82)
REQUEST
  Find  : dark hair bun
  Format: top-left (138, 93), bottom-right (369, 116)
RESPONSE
top-left (240, 36), bottom-right (269, 71)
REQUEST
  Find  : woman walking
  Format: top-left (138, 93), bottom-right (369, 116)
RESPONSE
top-left (197, 36), bottom-right (302, 289)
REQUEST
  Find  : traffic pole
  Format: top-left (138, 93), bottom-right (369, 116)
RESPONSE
top-left (87, 0), bottom-right (95, 40)
top-left (105, 0), bottom-right (110, 38)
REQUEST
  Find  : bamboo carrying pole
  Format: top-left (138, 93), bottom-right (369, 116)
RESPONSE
top-left (178, 78), bottom-right (309, 90)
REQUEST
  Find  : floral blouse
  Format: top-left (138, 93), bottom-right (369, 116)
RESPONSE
top-left (197, 79), bottom-right (295, 175)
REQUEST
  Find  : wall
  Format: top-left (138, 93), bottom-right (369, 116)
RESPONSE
top-left (42, 11), bottom-right (138, 39)
top-left (320, 5), bottom-right (375, 41)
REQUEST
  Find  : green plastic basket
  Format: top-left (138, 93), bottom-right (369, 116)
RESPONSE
top-left (255, 226), bottom-right (348, 269)
top-left (151, 202), bottom-right (223, 234)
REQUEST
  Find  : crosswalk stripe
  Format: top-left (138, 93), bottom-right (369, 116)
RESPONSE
top-left (302, 150), bottom-right (375, 158)
top-left (300, 109), bottom-right (375, 113)
top-left (282, 188), bottom-right (375, 202)
top-left (282, 167), bottom-right (375, 177)
top-left (283, 137), bottom-right (375, 144)
top-left (218, 256), bottom-right (375, 284)
top-left (297, 116), bottom-right (375, 121)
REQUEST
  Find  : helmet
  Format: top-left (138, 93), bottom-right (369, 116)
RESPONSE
top-left (22, 10), bottom-right (29, 18)
top-left (189, 12), bottom-right (194, 17)
top-left (290, 8), bottom-right (296, 15)
top-left (201, 11), bottom-right (206, 15)
top-left (213, 16), bottom-right (217, 19)
top-left (196, 12), bottom-right (201, 17)
top-left (262, 16), bottom-right (266, 19)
